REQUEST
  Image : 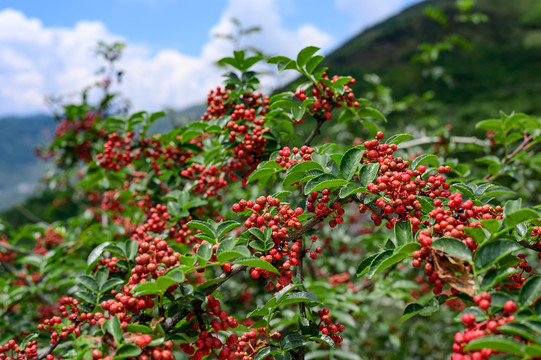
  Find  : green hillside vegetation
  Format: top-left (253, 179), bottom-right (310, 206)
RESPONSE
top-left (323, 0), bottom-right (541, 130)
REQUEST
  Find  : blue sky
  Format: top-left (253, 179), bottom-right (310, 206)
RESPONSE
top-left (0, 0), bottom-right (422, 116)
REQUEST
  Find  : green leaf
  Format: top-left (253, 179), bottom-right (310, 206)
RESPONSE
top-left (297, 46), bottom-right (320, 68)
top-left (187, 221), bottom-right (216, 238)
top-left (303, 174), bottom-right (348, 195)
top-left (100, 278), bottom-right (125, 293)
top-left (305, 55), bottom-right (325, 74)
top-left (475, 119), bottom-right (502, 131)
top-left (216, 221), bottom-right (240, 238)
top-left (115, 343), bottom-right (142, 359)
top-left (463, 335), bottom-right (524, 355)
top-left (450, 183), bottom-right (475, 200)
top-left (156, 276), bottom-right (177, 291)
top-left (431, 237), bottom-right (472, 262)
top-left (357, 163), bottom-right (380, 186)
top-left (102, 316), bottom-right (123, 344)
top-left (481, 267), bottom-right (517, 291)
top-left (280, 333), bottom-right (307, 351)
top-left (519, 275), bottom-right (541, 308)
top-left (124, 324), bottom-right (152, 334)
top-left (77, 275), bottom-right (100, 294)
top-left (474, 240), bottom-right (522, 273)
top-left (248, 168), bottom-right (278, 183)
top-left (357, 106), bottom-right (387, 122)
top-left (399, 295), bottom-right (447, 324)
top-left (131, 282), bottom-right (159, 297)
top-left (248, 228), bottom-right (265, 241)
top-left (126, 240), bottom-right (139, 259)
top-left (254, 346), bottom-right (281, 360)
top-left (394, 220), bottom-right (413, 247)
top-left (309, 334), bottom-right (336, 349)
top-left (74, 291), bottom-right (97, 305)
top-left (278, 292), bottom-right (319, 306)
top-left (365, 249), bottom-right (395, 279)
top-left (371, 243), bottom-right (420, 276)
top-left (339, 148), bottom-right (363, 181)
top-left (196, 242), bottom-right (213, 262)
top-left (411, 154), bottom-right (439, 170)
top-left (386, 133), bottom-right (413, 145)
top-left (233, 257), bottom-right (279, 274)
top-left (339, 182), bottom-right (365, 199)
top-left (504, 208), bottom-right (539, 228)
top-left (217, 248), bottom-right (251, 263)
top-left (87, 242), bottom-right (110, 266)
top-left (356, 253), bottom-right (379, 277)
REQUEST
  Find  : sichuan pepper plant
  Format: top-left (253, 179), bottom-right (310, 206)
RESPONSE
top-left (1, 45), bottom-right (541, 360)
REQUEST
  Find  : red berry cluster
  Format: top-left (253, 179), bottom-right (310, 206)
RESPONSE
top-left (451, 294), bottom-right (516, 360)
top-left (505, 253), bottom-right (534, 289)
top-left (275, 145), bottom-right (314, 169)
top-left (179, 295), bottom-right (240, 360)
top-left (0, 340), bottom-right (38, 360)
top-left (317, 308), bottom-right (345, 345)
top-left (412, 197), bottom-right (503, 295)
top-left (134, 339), bottom-right (175, 360)
top-left (361, 132), bottom-right (451, 230)
top-left (232, 196), bottom-right (304, 290)
top-left (0, 236), bottom-right (17, 263)
top-left (37, 297), bottom-right (100, 345)
top-left (307, 189), bottom-right (345, 227)
top-left (530, 225), bottom-right (541, 259)
top-left (294, 74), bottom-right (359, 124)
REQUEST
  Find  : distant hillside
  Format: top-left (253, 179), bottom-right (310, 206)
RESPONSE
top-left (0, 115), bottom-right (55, 210)
top-left (322, 0), bottom-right (541, 128)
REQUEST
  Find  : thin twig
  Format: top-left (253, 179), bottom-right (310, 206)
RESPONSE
top-left (0, 242), bottom-right (34, 255)
top-left (519, 241), bottom-right (541, 253)
top-left (303, 115), bottom-right (326, 147)
top-left (399, 136), bottom-right (491, 149)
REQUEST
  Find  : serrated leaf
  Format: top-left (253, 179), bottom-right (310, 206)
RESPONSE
top-left (196, 242), bottom-right (213, 262)
top-left (303, 174), bottom-right (347, 195)
top-left (431, 237), bottom-right (472, 262)
top-left (233, 257), bottom-right (279, 274)
top-left (100, 278), bottom-right (125, 293)
top-left (339, 148), bottom-right (363, 181)
top-left (115, 343), bottom-right (142, 359)
top-left (254, 346), bottom-right (281, 360)
top-left (504, 208), bottom-right (539, 228)
top-left (102, 316), bottom-right (123, 344)
top-left (297, 46), bottom-right (320, 68)
top-left (280, 333), bottom-right (307, 351)
top-left (386, 133), bottom-right (413, 145)
top-left (87, 242), bottom-right (110, 266)
top-left (365, 249), bottom-right (395, 279)
top-left (338, 182), bottom-right (365, 198)
top-left (309, 334), bottom-right (336, 349)
top-left (278, 292), bottom-right (319, 306)
top-left (481, 267), bottom-right (517, 291)
top-left (463, 335), bottom-right (524, 355)
top-left (216, 221), bottom-right (240, 238)
top-left (474, 240), bottom-right (522, 273)
top-left (74, 291), bottom-right (97, 305)
top-left (357, 163), bottom-right (380, 186)
top-left (77, 275), bottom-right (100, 294)
top-left (519, 275), bottom-right (541, 308)
top-left (394, 220), bottom-right (413, 247)
top-left (356, 253), bottom-right (379, 277)
top-left (357, 106), bottom-right (386, 122)
top-left (411, 154), bottom-right (439, 170)
top-left (187, 221), bottom-right (216, 238)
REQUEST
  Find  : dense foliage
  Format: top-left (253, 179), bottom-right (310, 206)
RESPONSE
top-left (1, 4), bottom-right (541, 360)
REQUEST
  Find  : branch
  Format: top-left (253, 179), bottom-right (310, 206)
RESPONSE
top-left (399, 136), bottom-right (491, 149)
top-left (0, 242), bottom-right (34, 255)
top-left (519, 240), bottom-right (541, 253)
top-left (303, 115), bottom-right (326, 147)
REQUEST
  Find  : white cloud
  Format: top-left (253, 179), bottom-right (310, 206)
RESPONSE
top-left (334, 0), bottom-right (407, 35)
top-left (0, 2), bottom-right (335, 116)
